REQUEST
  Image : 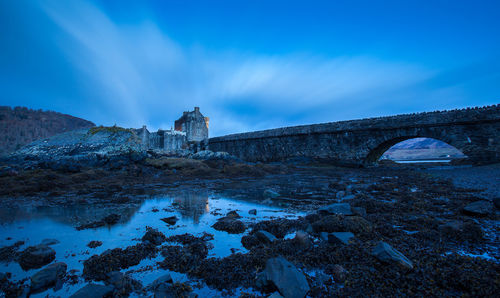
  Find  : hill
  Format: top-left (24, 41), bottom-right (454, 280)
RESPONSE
top-left (0, 106), bottom-right (95, 155)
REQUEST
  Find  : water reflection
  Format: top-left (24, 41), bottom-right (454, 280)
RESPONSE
top-left (171, 191), bottom-right (209, 224)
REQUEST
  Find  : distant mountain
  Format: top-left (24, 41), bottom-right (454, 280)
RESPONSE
top-left (0, 106), bottom-right (95, 155)
top-left (390, 137), bottom-right (450, 149)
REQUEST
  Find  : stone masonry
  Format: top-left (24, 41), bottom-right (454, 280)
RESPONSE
top-left (209, 105), bottom-right (500, 166)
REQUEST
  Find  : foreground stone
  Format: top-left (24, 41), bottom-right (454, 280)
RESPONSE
top-left (372, 242), bottom-right (413, 269)
top-left (30, 262), bottom-right (67, 293)
top-left (462, 200), bottom-right (494, 216)
top-left (70, 284), bottom-right (114, 298)
top-left (105, 271), bottom-right (142, 296)
top-left (259, 256), bottom-right (310, 298)
top-left (212, 218), bottom-right (246, 234)
top-left (141, 227), bottom-right (167, 245)
top-left (18, 245), bottom-right (56, 270)
top-left (328, 232), bottom-right (355, 245)
top-left (255, 230), bottom-right (278, 244)
top-left (161, 216), bottom-right (178, 226)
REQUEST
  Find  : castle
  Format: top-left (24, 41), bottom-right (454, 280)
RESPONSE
top-left (135, 107), bottom-right (209, 151)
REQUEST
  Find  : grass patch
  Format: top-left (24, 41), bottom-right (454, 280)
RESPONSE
top-left (88, 125), bottom-right (132, 136)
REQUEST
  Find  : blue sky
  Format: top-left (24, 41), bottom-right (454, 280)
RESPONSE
top-left (1, 0), bottom-right (499, 136)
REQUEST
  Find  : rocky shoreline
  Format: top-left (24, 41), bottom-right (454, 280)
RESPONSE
top-left (0, 144), bottom-right (499, 297)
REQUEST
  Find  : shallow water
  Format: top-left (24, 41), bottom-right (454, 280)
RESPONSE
top-left (0, 192), bottom-right (302, 296)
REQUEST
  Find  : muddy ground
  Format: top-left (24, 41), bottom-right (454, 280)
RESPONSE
top-left (0, 158), bottom-right (499, 297)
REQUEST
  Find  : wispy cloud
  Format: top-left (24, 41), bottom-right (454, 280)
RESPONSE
top-left (39, 0), bottom-right (485, 136)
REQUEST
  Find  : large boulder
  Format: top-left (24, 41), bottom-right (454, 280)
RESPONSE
top-left (105, 271), bottom-right (142, 296)
top-left (30, 262), bottom-right (67, 293)
top-left (259, 256), bottom-right (310, 298)
top-left (372, 241), bottom-right (413, 269)
top-left (463, 200), bottom-right (494, 216)
top-left (18, 245), bottom-right (56, 270)
top-left (69, 284), bottom-right (114, 298)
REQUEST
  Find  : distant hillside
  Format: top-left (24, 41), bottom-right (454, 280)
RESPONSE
top-left (382, 137), bottom-right (466, 160)
top-left (0, 106), bottom-right (95, 155)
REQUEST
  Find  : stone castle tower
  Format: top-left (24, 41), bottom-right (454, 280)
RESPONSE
top-left (174, 107), bottom-right (209, 142)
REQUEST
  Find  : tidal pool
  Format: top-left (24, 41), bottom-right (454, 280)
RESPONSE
top-left (0, 191), bottom-right (302, 297)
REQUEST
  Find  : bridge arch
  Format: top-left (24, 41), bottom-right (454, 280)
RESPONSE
top-left (363, 136), bottom-right (466, 165)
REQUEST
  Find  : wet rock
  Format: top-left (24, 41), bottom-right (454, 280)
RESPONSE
top-left (40, 239), bottom-right (60, 246)
top-left (30, 262), bottom-right (67, 293)
top-left (318, 203), bottom-right (353, 215)
top-left (352, 206), bottom-right (367, 217)
top-left (463, 200), bottom-right (494, 216)
top-left (328, 232), bottom-right (355, 245)
top-left (225, 210), bottom-right (241, 219)
top-left (141, 227), bottom-right (166, 245)
top-left (372, 241), bottom-right (413, 269)
top-left (330, 264), bottom-right (347, 282)
top-left (105, 271), bottom-right (142, 296)
top-left (268, 292), bottom-right (284, 298)
top-left (438, 220), bottom-right (484, 241)
top-left (212, 218), bottom-right (246, 234)
top-left (264, 189), bottom-right (280, 199)
top-left (161, 216), bottom-right (178, 225)
top-left (312, 215), bottom-right (372, 234)
top-left (18, 245), bottom-right (56, 270)
top-left (69, 284), bottom-right (114, 298)
top-left (293, 231), bottom-right (311, 248)
top-left (255, 230), bottom-right (278, 244)
top-left (145, 274), bottom-right (173, 291)
top-left (260, 256), bottom-right (310, 298)
top-left (87, 241), bottom-right (103, 248)
top-left (305, 213), bottom-right (321, 223)
top-left (249, 209), bottom-right (257, 215)
top-left (152, 281), bottom-right (193, 298)
top-left (241, 235), bottom-right (261, 250)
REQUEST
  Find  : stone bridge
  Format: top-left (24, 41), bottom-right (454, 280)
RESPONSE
top-left (209, 105), bottom-right (500, 166)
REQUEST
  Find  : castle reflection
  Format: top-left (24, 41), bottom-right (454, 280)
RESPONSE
top-left (171, 191), bottom-right (209, 224)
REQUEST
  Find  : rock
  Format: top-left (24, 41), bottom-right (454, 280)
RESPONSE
top-left (30, 262), bottom-right (67, 293)
top-left (87, 241), bottom-right (103, 248)
top-left (330, 264), bottom-right (347, 282)
top-left (493, 197), bottom-right (500, 209)
top-left (264, 189), bottom-right (280, 199)
top-left (328, 232), bottom-right (355, 245)
top-left (318, 203), bottom-right (353, 216)
top-left (372, 241), bottom-right (413, 269)
top-left (69, 284), bottom-right (114, 298)
top-left (261, 256), bottom-right (310, 298)
top-left (18, 245), bottom-right (56, 270)
top-left (255, 230), bottom-right (278, 244)
top-left (212, 218), bottom-right (246, 234)
top-left (463, 200), bottom-right (494, 216)
top-left (268, 292), bottom-right (284, 298)
top-left (161, 216), bottom-right (178, 225)
top-left (40, 239), bottom-right (60, 246)
top-left (225, 210), bottom-right (241, 219)
top-left (249, 209), bottom-right (257, 215)
top-left (145, 274), bottom-right (173, 291)
top-left (320, 232), bottom-right (329, 242)
top-left (293, 231), bottom-right (311, 248)
top-left (352, 206), bottom-right (367, 217)
top-left (105, 271), bottom-right (142, 295)
top-left (141, 227), bottom-right (166, 245)
top-left (439, 220), bottom-right (483, 241)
